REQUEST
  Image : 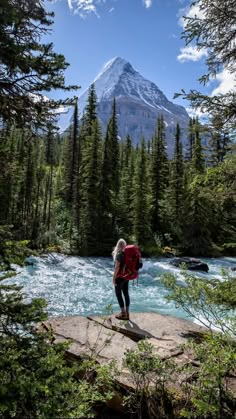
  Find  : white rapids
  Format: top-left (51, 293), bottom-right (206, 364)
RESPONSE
top-left (3, 255), bottom-right (236, 322)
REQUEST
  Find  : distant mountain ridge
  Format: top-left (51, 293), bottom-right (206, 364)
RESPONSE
top-left (78, 57), bottom-right (189, 154)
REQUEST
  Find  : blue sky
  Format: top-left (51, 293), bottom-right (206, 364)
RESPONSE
top-left (45, 0), bottom-right (231, 117)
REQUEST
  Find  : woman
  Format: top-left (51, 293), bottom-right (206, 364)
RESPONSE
top-left (112, 238), bottom-right (130, 320)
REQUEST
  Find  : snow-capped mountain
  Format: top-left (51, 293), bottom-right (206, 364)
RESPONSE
top-left (78, 57), bottom-right (189, 153)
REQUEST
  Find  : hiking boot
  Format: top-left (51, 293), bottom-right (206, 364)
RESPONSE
top-left (115, 312), bottom-right (128, 320)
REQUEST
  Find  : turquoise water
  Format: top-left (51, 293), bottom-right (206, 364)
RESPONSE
top-left (3, 255), bottom-right (236, 322)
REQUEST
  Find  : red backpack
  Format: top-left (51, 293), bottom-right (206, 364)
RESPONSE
top-left (120, 245), bottom-right (142, 281)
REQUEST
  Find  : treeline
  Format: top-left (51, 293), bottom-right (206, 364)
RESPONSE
top-left (0, 85), bottom-right (235, 256)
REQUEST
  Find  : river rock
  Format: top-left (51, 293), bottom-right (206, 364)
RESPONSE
top-left (170, 257), bottom-right (209, 272)
top-left (41, 315), bottom-right (136, 369)
top-left (42, 312), bottom-right (207, 389)
top-left (41, 312), bottom-right (236, 414)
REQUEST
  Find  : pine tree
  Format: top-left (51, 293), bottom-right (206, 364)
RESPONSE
top-left (149, 115), bottom-right (168, 235)
top-left (0, 125), bottom-right (16, 224)
top-left (133, 139), bottom-right (149, 247)
top-left (63, 101), bottom-right (79, 205)
top-left (98, 99), bottom-right (120, 253)
top-left (175, 0), bottom-right (236, 129)
top-left (0, 264), bottom-right (113, 418)
top-left (22, 138), bottom-right (35, 237)
top-left (0, 0), bottom-right (78, 127)
top-left (186, 117), bottom-right (195, 161)
top-left (192, 119), bottom-right (205, 174)
top-left (81, 84), bottom-right (98, 137)
top-left (109, 99), bottom-right (120, 197)
top-left (79, 119), bottom-right (102, 255)
top-left (31, 141), bottom-right (45, 244)
top-left (183, 180), bottom-right (213, 255)
top-left (172, 123), bottom-right (184, 224)
top-left (117, 135), bottom-right (135, 238)
top-left (209, 114), bottom-right (231, 166)
top-left (45, 128), bottom-right (57, 233)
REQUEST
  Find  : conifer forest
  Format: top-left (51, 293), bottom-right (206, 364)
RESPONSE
top-left (0, 0), bottom-right (235, 259)
top-left (1, 90), bottom-right (235, 257)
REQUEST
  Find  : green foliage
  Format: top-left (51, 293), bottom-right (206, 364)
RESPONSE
top-left (133, 139), bottom-right (150, 246)
top-left (168, 123), bottom-right (185, 240)
top-left (180, 335), bottom-right (236, 419)
top-left (0, 278), bottom-right (116, 418)
top-left (117, 136), bottom-right (135, 239)
top-left (182, 179), bottom-right (213, 256)
top-left (1, 117), bottom-right (235, 257)
top-left (79, 119), bottom-right (103, 255)
top-left (175, 0), bottom-right (236, 129)
top-left (162, 268), bottom-right (236, 334)
top-left (208, 114), bottom-right (231, 166)
top-left (123, 340), bottom-right (175, 418)
top-left (82, 84), bottom-right (98, 137)
top-left (98, 98), bottom-right (120, 253)
top-left (192, 121), bottom-right (205, 174)
top-left (0, 232), bottom-right (37, 270)
top-left (222, 243), bottom-right (236, 256)
top-left (162, 267), bottom-right (236, 418)
top-left (0, 10), bottom-right (235, 259)
top-left (0, 0), bottom-right (78, 128)
top-left (141, 243), bottom-right (163, 257)
top-left (186, 117), bottom-right (195, 161)
top-left (63, 101), bottom-right (80, 205)
top-left (149, 115), bottom-right (168, 235)
top-left (1, 107), bottom-right (236, 257)
top-left (3, 240), bottom-right (33, 266)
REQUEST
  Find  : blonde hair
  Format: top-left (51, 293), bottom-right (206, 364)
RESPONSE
top-left (112, 238), bottom-right (127, 261)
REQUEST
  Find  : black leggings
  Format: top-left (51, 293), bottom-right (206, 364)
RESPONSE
top-left (115, 277), bottom-right (130, 309)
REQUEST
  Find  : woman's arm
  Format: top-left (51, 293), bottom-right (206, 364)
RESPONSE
top-left (113, 260), bottom-right (120, 286)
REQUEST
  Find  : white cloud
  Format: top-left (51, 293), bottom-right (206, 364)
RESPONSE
top-left (67, 0), bottom-right (73, 10)
top-left (177, 2), bottom-right (208, 62)
top-left (177, 45), bottom-right (208, 62)
top-left (211, 68), bottom-right (236, 96)
top-left (185, 69), bottom-right (235, 122)
top-left (67, 0), bottom-right (97, 17)
top-left (186, 107), bottom-right (208, 120)
top-left (143, 0), bottom-right (152, 8)
top-left (31, 93), bottom-right (70, 115)
top-left (178, 2), bottom-right (205, 29)
top-left (67, 0), bottom-right (152, 16)
top-left (54, 105), bottom-right (69, 114)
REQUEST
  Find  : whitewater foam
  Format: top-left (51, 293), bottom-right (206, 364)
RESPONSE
top-left (3, 255), bottom-right (235, 322)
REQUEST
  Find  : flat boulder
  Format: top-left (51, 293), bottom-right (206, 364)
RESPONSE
top-left (40, 312), bottom-right (236, 413)
top-left (170, 257), bottom-right (209, 272)
top-left (42, 312), bottom-right (207, 389)
top-left (41, 315), bottom-right (136, 370)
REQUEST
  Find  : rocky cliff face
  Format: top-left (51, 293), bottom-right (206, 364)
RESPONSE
top-left (78, 57), bottom-right (189, 154)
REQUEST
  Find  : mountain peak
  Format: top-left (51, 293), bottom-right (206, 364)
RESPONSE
top-left (98, 57), bottom-right (128, 75)
top-left (79, 56), bottom-right (181, 113)
top-left (93, 56), bottom-right (134, 87)
top-left (77, 57), bottom-right (189, 151)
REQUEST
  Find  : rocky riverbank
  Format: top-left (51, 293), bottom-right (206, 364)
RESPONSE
top-left (42, 313), bottom-right (207, 388)
top-left (41, 312), bottom-right (236, 417)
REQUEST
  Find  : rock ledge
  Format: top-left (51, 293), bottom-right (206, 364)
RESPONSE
top-left (42, 312), bottom-right (207, 388)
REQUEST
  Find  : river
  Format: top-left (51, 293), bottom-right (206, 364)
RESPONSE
top-left (3, 254), bottom-right (236, 324)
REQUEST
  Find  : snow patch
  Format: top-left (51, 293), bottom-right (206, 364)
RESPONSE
top-left (77, 56), bottom-right (188, 123)
top-left (161, 105), bottom-right (173, 115)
